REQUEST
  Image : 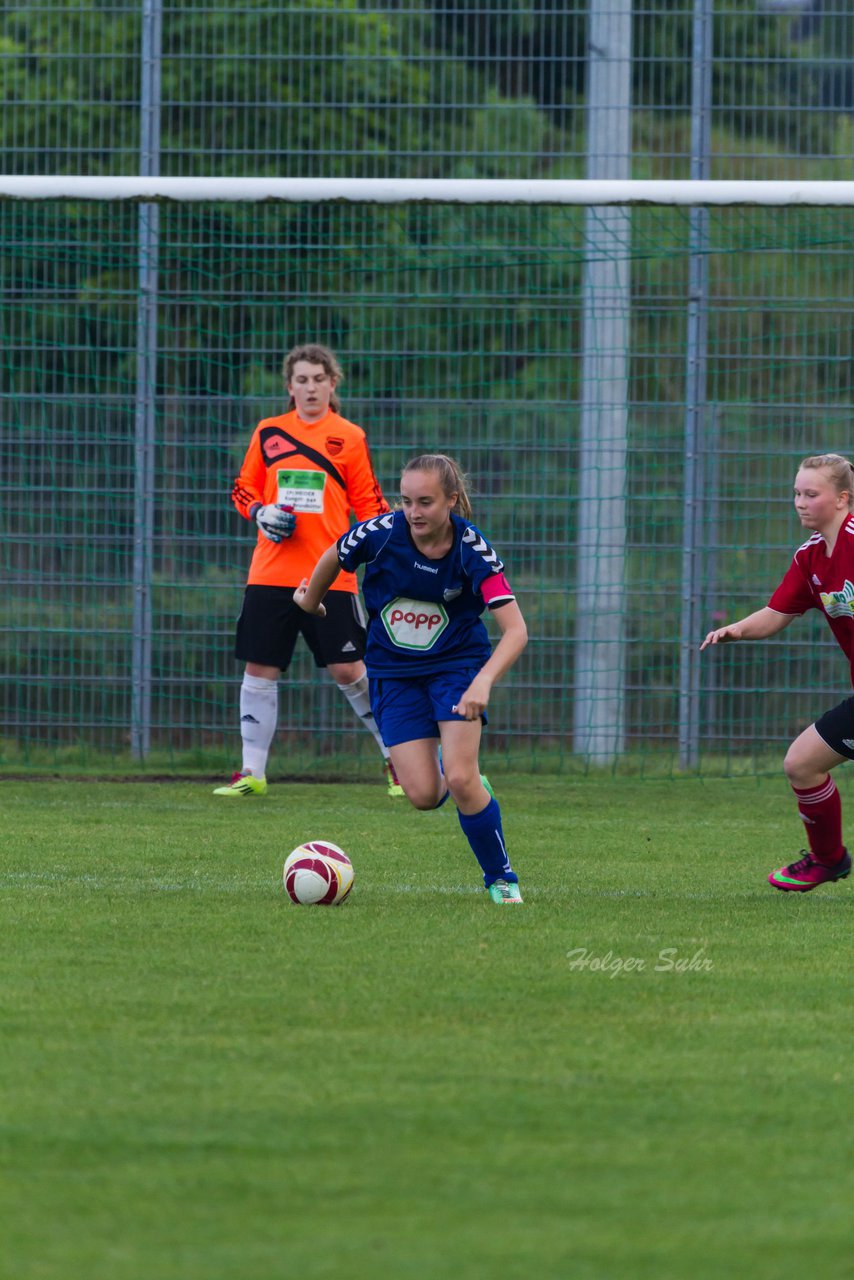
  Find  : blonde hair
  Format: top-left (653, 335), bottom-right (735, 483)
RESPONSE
top-left (800, 453), bottom-right (854, 511)
top-left (283, 343), bottom-right (343, 412)
top-left (402, 454), bottom-right (473, 520)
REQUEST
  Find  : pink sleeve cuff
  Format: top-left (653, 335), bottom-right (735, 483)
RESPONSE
top-left (481, 571), bottom-right (515, 608)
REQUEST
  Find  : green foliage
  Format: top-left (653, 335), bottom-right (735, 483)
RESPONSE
top-left (0, 4), bottom-right (142, 174)
top-left (2, 0), bottom-right (853, 179)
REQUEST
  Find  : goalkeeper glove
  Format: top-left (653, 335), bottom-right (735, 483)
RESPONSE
top-left (255, 503), bottom-right (296, 543)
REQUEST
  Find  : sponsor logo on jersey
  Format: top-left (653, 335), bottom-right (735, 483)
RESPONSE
top-left (381, 597), bottom-right (449, 650)
top-left (326, 436), bottom-right (344, 456)
top-left (261, 433), bottom-right (299, 463)
top-left (819, 578), bottom-right (854, 618)
top-left (277, 468), bottom-right (326, 512)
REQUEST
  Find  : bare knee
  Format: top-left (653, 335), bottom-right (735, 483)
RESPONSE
top-left (443, 765), bottom-right (485, 811)
top-left (407, 785), bottom-right (446, 811)
top-left (389, 744), bottom-right (444, 810)
top-left (442, 760), bottom-right (471, 793)
top-left (783, 746), bottom-right (827, 789)
top-left (783, 747), bottom-right (803, 785)
top-left (246, 662), bottom-right (280, 680)
top-left (327, 660), bottom-right (364, 685)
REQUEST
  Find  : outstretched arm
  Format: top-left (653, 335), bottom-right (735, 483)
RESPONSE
top-left (453, 601), bottom-right (528, 721)
top-left (293, 543), bottom-right (342, 618)
top-left (700, 606), bottom-right (796, 651)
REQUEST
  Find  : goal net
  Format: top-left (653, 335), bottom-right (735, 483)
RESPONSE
top-left (3, 178), bottom-right (853, 777)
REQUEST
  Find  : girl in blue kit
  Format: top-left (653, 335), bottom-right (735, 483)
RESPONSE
top-left (294, 453), bottom-right (528, 904)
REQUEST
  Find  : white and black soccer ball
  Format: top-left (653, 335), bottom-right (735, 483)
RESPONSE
top-left (283, 840), bottom-right (354, 905)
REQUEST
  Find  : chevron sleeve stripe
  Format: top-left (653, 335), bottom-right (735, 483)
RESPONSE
top-left (338, 512), bottom-right (396, 567)
top-left (462, 525), bottom-right (504, 573)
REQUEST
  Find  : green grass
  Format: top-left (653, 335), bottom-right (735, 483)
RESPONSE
top-left (2, 776), bottom-right (853, 1279)
top-left (0, 738), bottom-right (792, 782)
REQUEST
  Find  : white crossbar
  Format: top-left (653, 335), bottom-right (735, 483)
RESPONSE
top-left (3, 176), bottom-right (854, 205)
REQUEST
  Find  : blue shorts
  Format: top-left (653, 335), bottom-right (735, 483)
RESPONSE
top-left (370, 669), bottom-right (489, 748)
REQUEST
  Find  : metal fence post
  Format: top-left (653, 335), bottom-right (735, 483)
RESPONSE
top-left (678, 0), bottom-right (713, 770)
top-left (131, 0), bottom-right (162, 760)
top-left (574, 0), bottom-right (633, 762)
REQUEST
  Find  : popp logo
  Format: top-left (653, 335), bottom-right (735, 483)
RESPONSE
top-left (381, 597), bottom-right (449, 650)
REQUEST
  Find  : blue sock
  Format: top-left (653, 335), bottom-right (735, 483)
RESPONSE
top-left (457, 796), bottom-right (517, 888)
top-left (432, 748), bottom-right (449, 808)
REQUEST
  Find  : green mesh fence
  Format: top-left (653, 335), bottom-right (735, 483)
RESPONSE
top-left (2, 199), bottom-right (853, 776)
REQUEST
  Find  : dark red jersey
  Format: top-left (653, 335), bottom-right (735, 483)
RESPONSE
top-left (769, 515), bottom-right (854, 685)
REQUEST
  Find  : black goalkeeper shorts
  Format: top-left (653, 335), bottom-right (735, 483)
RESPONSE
top-left (814, 695), bottom-right (854, 760)
top-left (235, 585), bottom-right (366, 671)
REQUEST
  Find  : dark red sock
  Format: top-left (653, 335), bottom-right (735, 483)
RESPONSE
top-left (791, 777), bottom-right (845, 864)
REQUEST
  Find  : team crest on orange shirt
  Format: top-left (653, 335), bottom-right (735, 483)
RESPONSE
top-left (326, 436), bottom-right (344, 456)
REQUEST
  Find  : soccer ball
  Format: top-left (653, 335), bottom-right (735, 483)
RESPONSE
top-left (283, 840), bottom-right (354, 905)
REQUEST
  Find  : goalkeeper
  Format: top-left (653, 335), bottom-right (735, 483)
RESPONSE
top-left (214, 342), bottom-right (401, 798)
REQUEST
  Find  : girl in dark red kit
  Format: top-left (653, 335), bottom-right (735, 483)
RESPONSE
top-left (702, 453), bottom-right (854, 892)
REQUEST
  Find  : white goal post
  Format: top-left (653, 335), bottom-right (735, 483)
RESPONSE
top-left (3, 176), bottom-right (854, 205)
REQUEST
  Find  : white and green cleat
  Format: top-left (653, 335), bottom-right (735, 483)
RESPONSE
top-left (487, 878), bottom-right (523, 904)
top-left (212, 771), bottom-right (268, 797)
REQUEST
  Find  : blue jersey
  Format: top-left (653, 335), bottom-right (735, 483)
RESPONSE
top-left (336, 510), bottom-right (515, 677)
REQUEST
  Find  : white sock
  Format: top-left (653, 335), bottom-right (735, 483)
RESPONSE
top-left (240, 674), bottom-right (278, 777)
top-left (336, 674), bottom-right (388, 760)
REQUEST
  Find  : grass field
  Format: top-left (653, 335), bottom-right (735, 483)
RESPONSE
top-left (2, 774), bottom-right (853, 1280)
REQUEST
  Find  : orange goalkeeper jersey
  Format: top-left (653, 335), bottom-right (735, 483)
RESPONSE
top-left (231, 409), bottom-right (389, 592)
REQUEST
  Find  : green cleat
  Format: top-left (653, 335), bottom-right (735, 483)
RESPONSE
top-left (384, 759), bottom-right (405, 798)
top-left (487, 878), bottom-right (523, 904)
top-left (212, 771), bottom-right (268, 797)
